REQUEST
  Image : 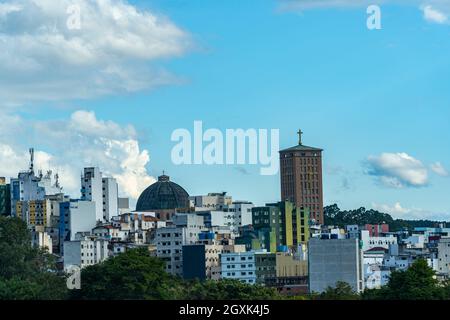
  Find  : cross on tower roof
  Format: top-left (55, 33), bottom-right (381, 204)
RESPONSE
top-left (297, 129), bottom-right (303, 145)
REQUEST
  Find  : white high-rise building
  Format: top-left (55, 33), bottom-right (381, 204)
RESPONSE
top-left (68, 201), bottom-right (97, 241)
top-left (81, 167), bottom-right (103, 222)
top-left (224, 201), bottom-right (254, 227)
top-left (63, 235), bottom-right (109, 270)
top-left (102, 177), bottom-right (118, 221)
top-left (59, 200), bottom-right (97, 256)
top-left (81, 168), bottom-right (119, 223)
top-left (59, 200), bottom-right (97, 242)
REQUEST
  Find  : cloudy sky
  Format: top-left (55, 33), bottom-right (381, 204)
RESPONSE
top-left (0, 0), bottom-right (449, 219)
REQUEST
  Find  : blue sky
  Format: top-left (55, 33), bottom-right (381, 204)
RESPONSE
top-left (1, 0), bottom-right (450, 219)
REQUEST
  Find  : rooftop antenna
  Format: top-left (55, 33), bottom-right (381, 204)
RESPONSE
top-left (54, 172), bottom-right (60, 189)
top-left (29, 148), bottom-right (35, 175)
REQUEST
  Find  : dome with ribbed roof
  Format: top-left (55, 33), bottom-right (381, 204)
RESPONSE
top-left (136, 174), bottom-right (190, 211)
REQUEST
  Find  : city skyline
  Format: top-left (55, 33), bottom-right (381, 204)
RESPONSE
top-left (0, 0), bottom-right (449, 220)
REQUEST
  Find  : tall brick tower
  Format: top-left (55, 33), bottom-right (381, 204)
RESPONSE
top-left (279, 130), bottom-right (324, 224)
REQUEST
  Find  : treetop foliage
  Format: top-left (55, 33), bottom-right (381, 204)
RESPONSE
top-left (324, 204), bottom-right (449, 231)
top-left (0, 217), bottom-right (67, 300)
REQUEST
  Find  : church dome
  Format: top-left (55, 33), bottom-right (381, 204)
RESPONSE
top-left (136, 174), bottom-right (190, 211)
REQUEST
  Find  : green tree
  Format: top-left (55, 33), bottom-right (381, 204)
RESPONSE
top-left (324, 205), bottom-right (393, 228)
top-left (316, 281), bottom-right (360, 300)
top-left (185, 278), bottom-right (279, 300)
top-left (363, 258), bottom-right (445, 300)
top-left (324, 204), bottom-right (449, 232)
top-left (0, 217), bottom-right (67, 300)
top-left (73, 248), bottom-right (186, 300)
top-left (73, 248), bottom-right (280, 300)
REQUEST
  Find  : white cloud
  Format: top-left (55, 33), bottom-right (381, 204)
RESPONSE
top-left (0, 110), bottom-right (156, 201)
top-left (373, 202), bottom-right (450, 220)
top-left (69, 110), bottom-right (136, 139)
top-left (366, 152), bottom-right (429, 188)
top-left (278, 0), bottom-right (450, 26)
top-left (422, 5), bottom-right (448, 24)
top-left (0, 3), bottom-right (22, 16)
top-left (373, 202), bottom-right (411, 215)
top-left (0, 145), bottom-right (33, 178)
top-left (0, 145), bottom-right (81, 198)
top-left (431, 162), bottom-right (449, 177)
top-left (0, 0), bottom-right (192, 104)
top-left (107, 139), bottom-right (155, 199)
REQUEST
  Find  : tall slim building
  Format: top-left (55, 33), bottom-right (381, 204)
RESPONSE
top-left (81, 167), bottom-right (103, 222)
top-left (279, 130), bottom-right (324, 224)
top-left (81, 167), bottom-right (119, 223)
top-left (102, 177), bottom-right (118, 221)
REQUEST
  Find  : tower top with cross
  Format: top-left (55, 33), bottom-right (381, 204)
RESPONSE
top-left (297, 129), bottom-right (303, 145)
top-left (279, 129), bottom-right (323, 153)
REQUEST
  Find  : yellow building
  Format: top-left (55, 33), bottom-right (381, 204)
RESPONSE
top-left (16, 199), bottom-right (51, 227)
top-left (252, 201), bottom-right (310, 253)
top-left (276, 253), bottom-right (308, 277)
top-left (16, 201), bottom-right (23, 220)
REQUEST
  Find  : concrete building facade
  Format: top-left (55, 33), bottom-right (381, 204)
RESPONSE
top-left (438, 237), bottom-right (450, 276)
top-left (59, 200), bottom-right (97, 255)
top-left (63, 236), bottom-right (109, 270)
top-left (156, 226), bottom-right (199, 276)
top-left (308, 238), bottom-right (364, 293)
